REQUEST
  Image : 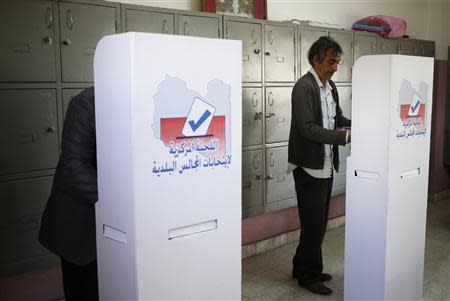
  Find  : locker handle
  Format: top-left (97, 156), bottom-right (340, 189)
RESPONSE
top-left (268, 92), bottom-right (274, 106)
top-left (62, 39), bottom-right (71, 46)
top-left (251, 29), bottom-right (258, 44)
top-left (266, 174), bottom-right (274, 180)
top-left (162, 20), bottom-right (169, 34)
top-left (269, 153), bottom-right (275, 167)
top-left (253, 155), bottom-right (260, 169)
top-left (45, 7), bottom-right (53, 28)
top-left (251, 92), bottom-right (258, 107)
top-left (47, 126), bottom-right (56, 133)
top-left (267, 30), bottom-right (274, 44)
top-left (243, 181), bottom-right (252, 189)
top-left (265, 112), bottom-right (275, 118)
top-left (253, 49), bottom-right (261, 54)
top-left (254, 112), bottom-right (263, 120)
top-left (183, 22), bottom-right (189, 35)
top-left (43, 37), bottom-right (53, 45)
top-left (66, 9), bottom-right (74, 30)
top-left (264, 51), bottom-right (271, 56)
top-left (255, 175), bottom-right (262, 180)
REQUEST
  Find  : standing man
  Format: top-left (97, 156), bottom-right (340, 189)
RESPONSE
top-left (288, 36), bottom-right (351, 295)
top-left (39, 87), bottom-right (99, 301)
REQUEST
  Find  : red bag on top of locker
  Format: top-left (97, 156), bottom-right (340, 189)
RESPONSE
top-left (352, 15), bottom-right (407, 38)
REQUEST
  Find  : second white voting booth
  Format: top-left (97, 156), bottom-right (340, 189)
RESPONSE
top-left (345, 55), bottom-right (434, 300)
top-left (94, 33), bottom-right (242, 300)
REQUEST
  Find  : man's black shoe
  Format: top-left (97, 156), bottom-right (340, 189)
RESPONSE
top-left (292, 271), bottom-right (332, 282)
top-left (301, 281), bottom-right (333, 295)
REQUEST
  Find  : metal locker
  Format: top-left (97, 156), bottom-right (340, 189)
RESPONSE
top-left (329, 30), bottom-right (353, 83)
top-left (123, 8), bottom-right (174, 34)
top-left (225, 20), bottom-right (262, 83)
top-left (399, 40), bottom-right (417, 56)
top-left (62, 89), bottom-right (84, 118)
top-left (177, 14), bottom-right (220, 38)
top-left (242, 87), bottom-right (263, 147)
top-left (59, 2), bottom-right (116, 82)
top-left (299, 27), bottom-right (328, 77)
top-left (0, 176), bottom-right (57, 276)
top-left (264, 24), bottom-right (295, 83)
top-left (354, 34), bottom-right (377, 63)
top-left (242, 149), bottom-right (263, 215)
top-left (332, 85), bottom-right (352, 195)
top-left (0, 0), bottom-right (56, 82)
top-left (265, 87), bottom-right (291, 143)
top-left (265, 146), bottom-right (296, 204)
top-left (378, 38), bottom-right (399, 54)
top-left (0, 90), bottom-right (58, 176)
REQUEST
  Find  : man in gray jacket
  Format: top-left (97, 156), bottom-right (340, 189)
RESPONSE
top-left (288, 36), bottom-right (351, 295)
top-left (39, 87), bottom-right (98, 301)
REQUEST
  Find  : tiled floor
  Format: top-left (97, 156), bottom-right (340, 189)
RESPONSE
top-left (242, 199), bottom-right (450, 301)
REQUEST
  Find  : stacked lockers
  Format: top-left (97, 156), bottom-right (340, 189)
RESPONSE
top-left (224, 16), bottom-right (298, 217)
top-left (0, 0), bottom-right (435, 275)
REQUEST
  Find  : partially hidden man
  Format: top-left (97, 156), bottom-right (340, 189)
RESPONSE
top-left (288, 36), bottom-right (351, 295)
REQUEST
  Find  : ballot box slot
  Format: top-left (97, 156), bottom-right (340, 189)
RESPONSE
top-left (168, 219), bottom-right (218, 240)
top-left (400, 167), bottom-right (421, 179)
top-left (354, 170), bottom-right (379, 180)
top-left (103, 224), bottom-right (127, 244)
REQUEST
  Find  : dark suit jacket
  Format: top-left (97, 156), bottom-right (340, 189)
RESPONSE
top-left (288, 72), bottom-right (351, 172)
top-left (39, 87), bottom-right (97, 266)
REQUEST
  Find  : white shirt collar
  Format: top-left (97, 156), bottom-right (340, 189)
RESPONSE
top-left (309, 68), bottom-right (332, 91)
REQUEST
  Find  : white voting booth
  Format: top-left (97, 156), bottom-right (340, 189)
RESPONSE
top-left (94, 32), bottom-right (242, 300)
top-left (345, 55), bottom-right (434, 300)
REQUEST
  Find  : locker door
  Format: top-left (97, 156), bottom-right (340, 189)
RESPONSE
top-left (0, 90), bottom-right (58, 176)
top-left (62, 89), bottom-right (84, 118)
top-left (242, 150), bottom-right (263, 215)
top-left (0, 176), bottom-right (57, 276)
top-left (60, 2), bottom-right (116, 82)
top-left (399, 40), bottom-right (417, 56)
top-left (264, 25), bottom-right (295, 82)
top-left (242, 87), bottom-right (263, 147)
top-left (299, 28), bottom-right (328, 77)
top-left (378, 39), bottom-right (398, 54)
top-left (333, 85), bottom-right (352, 195)
top-left (265, 146), bottom-right (296, 204)
top-left (0, 0), bottom-right (56, 82)
top-left (329, 30), bottom-right (353, 82)
top-left (354, 34), bottom-right (377, 62)
top-left (225, 21), bottom-right (262, 83)
top-left (265, 87), bottom-right (291, 143)
top-left (177, 14), bottom-right (220, 38)
top-left (422, 43), bottom-right (435, 58)
top-left (124, 8), bottom-right (174, 34)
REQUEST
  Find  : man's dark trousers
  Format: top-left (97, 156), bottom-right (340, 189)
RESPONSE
top-left (61, 258), bottom-right (99, 301)
top-left (292, 167), bottom-right (333, 285)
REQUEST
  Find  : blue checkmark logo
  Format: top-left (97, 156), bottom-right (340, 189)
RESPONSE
top-left (188, 110), bottom-right (211, 132)
top-left (182, 97), bottom-right (216, 137)
top-left (411, 100), bottom-right (420, 114)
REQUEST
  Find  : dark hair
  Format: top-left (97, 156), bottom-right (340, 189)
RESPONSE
top-left (308, 36), bottom-right (343, 66)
